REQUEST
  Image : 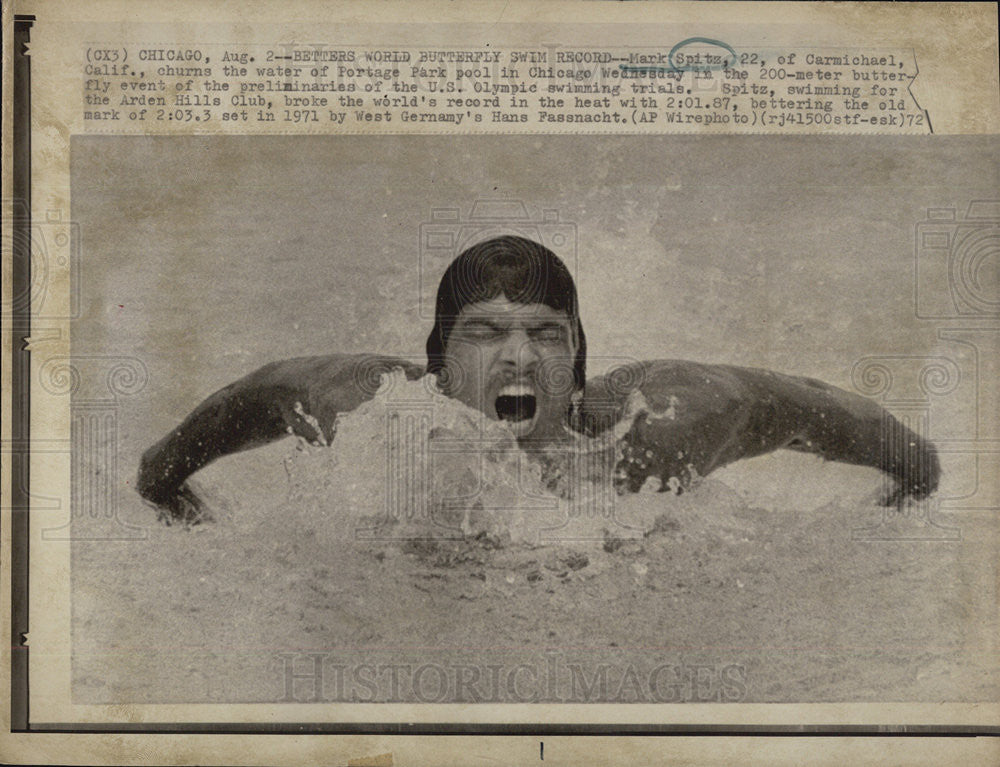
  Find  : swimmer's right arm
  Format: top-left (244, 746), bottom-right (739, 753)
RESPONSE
top-left (137, 353), bottom-right (424, 523)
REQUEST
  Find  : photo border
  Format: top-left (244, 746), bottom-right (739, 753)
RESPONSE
top-left (3, 1), bottom-right (999, 761)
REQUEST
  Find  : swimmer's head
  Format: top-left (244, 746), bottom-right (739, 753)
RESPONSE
top-left (426, 236), bottom-right (587, 441)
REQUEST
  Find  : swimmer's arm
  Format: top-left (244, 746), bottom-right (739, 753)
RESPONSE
top-left (728, 364), bottom-right (941, 505)
top-left (137, 354), bottom-right (424, 522)
top-left (582, 360), bottom-right (939, 505)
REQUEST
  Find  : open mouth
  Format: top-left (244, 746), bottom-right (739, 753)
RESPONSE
top-left (494, 384), bottom-right (538, 436)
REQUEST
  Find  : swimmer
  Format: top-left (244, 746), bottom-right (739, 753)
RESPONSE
top-left (137, 236), bottom-right (939, 523)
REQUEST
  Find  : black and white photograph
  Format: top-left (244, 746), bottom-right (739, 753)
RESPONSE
top-left (66, 134), bottom-right (998, 706)
top-left (5, 2), bottom-right (1000, 764)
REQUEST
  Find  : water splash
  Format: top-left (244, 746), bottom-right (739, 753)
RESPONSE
top-left (282, 370), bottom-right (663, 547)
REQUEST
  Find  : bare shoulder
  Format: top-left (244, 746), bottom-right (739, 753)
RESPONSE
top-left (576, 358), bottom-right (938, 502)
top-left (136, 352), bottom-right (425, 521)
top-left (291, 354), bottom-right (426, 422)
top-left (576, 359), bottom-right (748, 434)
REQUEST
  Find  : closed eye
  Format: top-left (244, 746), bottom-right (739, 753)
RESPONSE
top-left (529, 325), bottom-right (564, 343)
top-left (457, 320), bottom-right (504, 340)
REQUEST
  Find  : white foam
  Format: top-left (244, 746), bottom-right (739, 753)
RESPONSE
top-left (282, 370), bottom-right (663, 547)
top-left (272, 370), bottom-right (891, 550)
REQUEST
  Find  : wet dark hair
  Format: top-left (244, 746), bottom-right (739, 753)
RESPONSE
top-left (426, 235), bottom-right (587, 390)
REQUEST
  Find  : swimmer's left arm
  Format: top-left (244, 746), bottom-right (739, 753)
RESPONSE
top-left (582, 360), bottom-right (939, 505)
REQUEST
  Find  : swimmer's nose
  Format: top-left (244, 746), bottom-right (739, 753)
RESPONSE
top-left (497, 328), bottom-right (540, 369)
